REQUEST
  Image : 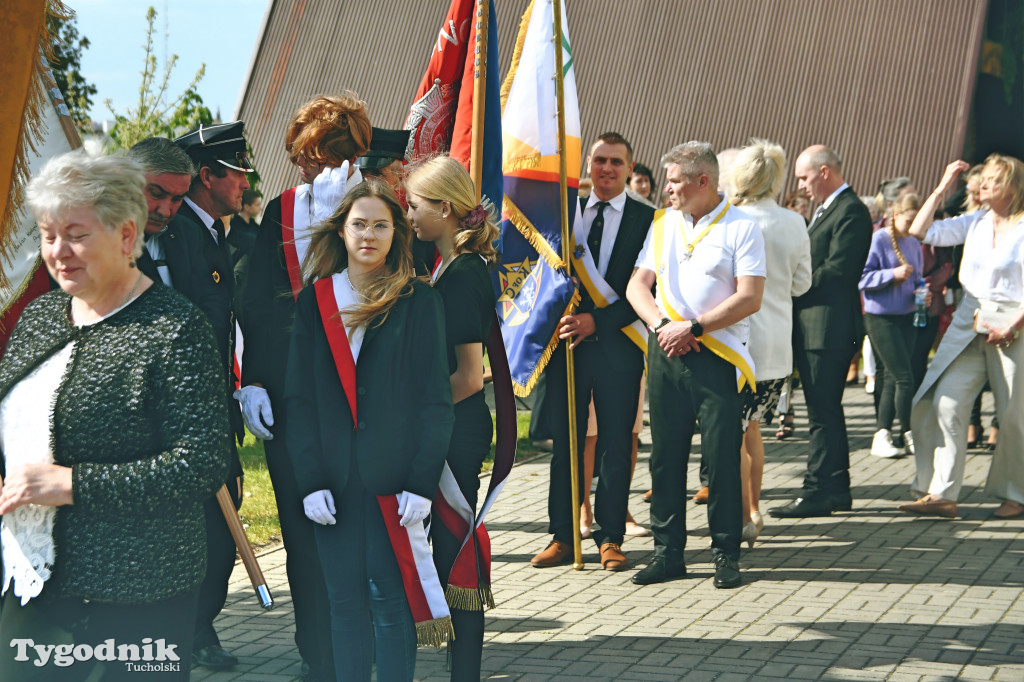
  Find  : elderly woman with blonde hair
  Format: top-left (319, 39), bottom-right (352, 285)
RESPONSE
top-left (900, 155), bottom-right (1024, 519)
top-left (727, 139), bottom-right (812, 546)
top-left (0, 150), bottom-right (229, 680)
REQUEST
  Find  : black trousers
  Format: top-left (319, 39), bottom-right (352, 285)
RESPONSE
top-left (865, 313), bottom-right (916, 438)
top-left (0, 589), bottom-right (198, 681)
top-left (264, 434), bottom-right (337, 679)
top-left (795, 344), bottom-right (856, 498)
top-left (194, 466), bottom-right (241, 651)
top-left (546, 340), bottom-right (643, 547)
top-left (430, 393), bottom-right (492, 682)
top-left (648, 340), bottom-right (743, 560)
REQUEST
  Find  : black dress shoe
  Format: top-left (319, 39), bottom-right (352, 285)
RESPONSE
top-left (768, 497), bottom-right (835, 518)
top-left (191, 644), bottom-right (238, 671)
top-left (631, 555), bottom-right (687, 585)
top-left (713, 554), bottom-right (741, 589)
top-left (826, 493), bottom-right (853, 512)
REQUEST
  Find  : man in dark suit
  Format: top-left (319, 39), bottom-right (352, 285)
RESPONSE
top-left (173, 122), bottom-right (254, 671)
top-left (531, 132), bottom-right (655, 572)
top-left (770, 145), bottom-right (872, 519)
top-left (126, 138), bottom-right (223, 319)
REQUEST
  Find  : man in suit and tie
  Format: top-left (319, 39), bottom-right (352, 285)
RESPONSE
top-left (173, 122), bottom-right (254, 671)
top-left (769, 145), bottom-right (872, 519)
top-left (531, 132), bottom-right (655, 572)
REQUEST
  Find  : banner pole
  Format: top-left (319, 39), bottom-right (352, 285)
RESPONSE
top-left (469, 0), bottom-right (488, 202)
top-left (551, 0), bottom-right (583, 571)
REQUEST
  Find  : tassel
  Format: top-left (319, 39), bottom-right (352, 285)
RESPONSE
top-left (415, 615), bottom-right (455, 649)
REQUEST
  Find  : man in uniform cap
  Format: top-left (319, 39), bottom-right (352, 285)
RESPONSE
top-left (358, 127), bottom-right (438, 275)
top-left (358, 126), bottom-right (410, 192)
top-left (173, 121), bottom-right (253, 671)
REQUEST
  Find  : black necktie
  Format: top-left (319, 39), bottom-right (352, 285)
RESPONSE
top-left (588, 201), bottom-right (609, 261)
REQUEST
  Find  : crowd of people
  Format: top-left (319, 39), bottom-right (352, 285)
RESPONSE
top-left (0, 84), bottom-right (1022, 680)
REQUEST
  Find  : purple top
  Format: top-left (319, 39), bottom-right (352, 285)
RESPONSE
top-left (859, 228), bottom-right (924, 315)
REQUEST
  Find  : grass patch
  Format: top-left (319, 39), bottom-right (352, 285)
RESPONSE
top-left (237, 432), bottom-right (279, 548)
top-left (239, 408), bottom-right (543, 547)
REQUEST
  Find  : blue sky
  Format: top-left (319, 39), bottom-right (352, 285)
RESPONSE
top-left (72, 0), bottom-right (269, 123)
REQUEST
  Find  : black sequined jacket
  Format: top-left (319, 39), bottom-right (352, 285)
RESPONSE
top-left (0, 285), bottom-right (231, 604)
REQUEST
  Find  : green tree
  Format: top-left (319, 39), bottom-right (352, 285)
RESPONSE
top-left (47, 11), bottom-right (98, 133)
top-left (107, 6), bottom-right (212, 150)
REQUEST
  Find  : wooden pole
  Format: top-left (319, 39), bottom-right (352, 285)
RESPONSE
top-left (551, 0), bottom-right (583, 571)
top-left (216, 485), bottom-right (274, 609)
top-left (469, 0), bottom-right (488, 202)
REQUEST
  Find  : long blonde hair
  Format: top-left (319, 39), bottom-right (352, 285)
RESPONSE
top-left (981, 154), bottom-right (1024, 219)
top-left (302, 180), bottom-right (416, 330)
top-left (404, 155), bottom-right (500, 264)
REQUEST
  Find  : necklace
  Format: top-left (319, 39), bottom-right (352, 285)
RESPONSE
top-left (122, 272), bottom-right (144, 307)
top-left (680, 202), bottom-right (730, 260)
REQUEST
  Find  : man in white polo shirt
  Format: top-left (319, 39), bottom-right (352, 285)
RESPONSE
top-left (626, 141), bottom-right (765, 589)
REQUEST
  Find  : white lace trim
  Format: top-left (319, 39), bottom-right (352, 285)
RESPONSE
top-left (1, 342), bottom-right (73, 605)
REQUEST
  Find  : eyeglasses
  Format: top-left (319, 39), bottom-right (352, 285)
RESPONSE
top-left (344, 220), bottom-right (394, 239)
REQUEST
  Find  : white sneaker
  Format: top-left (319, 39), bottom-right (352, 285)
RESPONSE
top-left (903, 431), bottom-right (915, 455)
top-left (871, 429), bottom-right (903, 458)
top-left (865, 377), bottom-right (875, 394)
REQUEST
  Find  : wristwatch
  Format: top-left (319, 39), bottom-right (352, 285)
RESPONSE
top-left (689, 319), bottom-right (704, 338)
top-left (649, 317), bottom-right (671, 333)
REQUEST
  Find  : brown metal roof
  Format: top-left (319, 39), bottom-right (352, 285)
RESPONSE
top-left (237, 0), bottom-right (987, 203)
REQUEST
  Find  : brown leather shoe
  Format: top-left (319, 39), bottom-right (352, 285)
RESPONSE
top-left (898, 495), bottom-right (957, 518)
top-left (531, 540), bottom-right (571, 567)
top-left (994, 499), bottom-right (1024, 518)
top-left (693, 486), bottom-right (709, 504)
top-left (642, 489), bottom-right (652, 503)
top-left (599, 543), bottom-right (628, 571)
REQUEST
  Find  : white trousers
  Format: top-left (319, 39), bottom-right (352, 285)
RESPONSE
top-left (911, 334), bottom-right (1024, 502)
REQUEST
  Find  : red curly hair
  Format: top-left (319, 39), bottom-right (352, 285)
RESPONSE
top-left (285, 92), bottom-right (372, 167)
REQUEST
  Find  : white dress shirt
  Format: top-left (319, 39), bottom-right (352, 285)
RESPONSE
top-left (579, 190), bottom-right (627, 276)
top-left (183, 197), bottom-right (219, 243)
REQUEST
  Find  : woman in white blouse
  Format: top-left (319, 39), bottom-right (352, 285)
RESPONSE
top-left (899, 155), bottom-right (1024, 519)
top-left (727, 140), bottom-right (812, 545)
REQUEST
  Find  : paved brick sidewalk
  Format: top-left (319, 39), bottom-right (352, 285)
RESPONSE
top-left (195, 386), bottom-right (1024, 681)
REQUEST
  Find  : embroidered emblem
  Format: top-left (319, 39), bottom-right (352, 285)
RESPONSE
top-left (497, 257), bottom-right (541, 327)
top-left (573, 244), bottom-right (585, 259)
top-left (406, 80), bottom-right (458, 157)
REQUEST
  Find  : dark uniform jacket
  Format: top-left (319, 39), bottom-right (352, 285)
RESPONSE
top-left (174, 201), bottom-right (245, 454)
top-left (284, 280), bottom-right (454, 501)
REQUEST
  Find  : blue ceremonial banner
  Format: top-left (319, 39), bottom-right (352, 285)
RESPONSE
top-left (495, 0), bottom-right (581, 395)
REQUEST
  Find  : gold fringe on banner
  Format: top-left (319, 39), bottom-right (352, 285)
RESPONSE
top-left (501, 152), bottom-right (542, 174)
top-left (416, 616), bottom-right (455, 649)
top-left (444, 583), bottom-right (495, 612)
top-left (503, 194), bottom-right (566, 271)
top-left (512, 289), bottom-right (580, 397)
top-left (499, 0), bottom-right (535, 113)
top-left (0, 0), bottom-right (74, 291)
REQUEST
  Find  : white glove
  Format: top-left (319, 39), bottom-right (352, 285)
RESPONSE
top-left (312, 161), bottom-right (363, 222)
top-left (303, 490), bottom-right (336, 525)
top-left (233, 386), bottom-right (275, 440)
top-left (397, 490), bottom-right (432, 528)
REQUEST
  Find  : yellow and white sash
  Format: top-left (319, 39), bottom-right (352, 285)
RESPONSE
top-left (569, 211), bottom-right (648, 355)
top-left (651, 208), bottom-right (756, 392)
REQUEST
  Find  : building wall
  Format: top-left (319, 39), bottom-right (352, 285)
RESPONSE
top-left (237, 0), bottom-right (986, 203)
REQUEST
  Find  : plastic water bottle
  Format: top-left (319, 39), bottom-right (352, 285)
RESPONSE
top-left (913, 279), bottom-right (928, 328)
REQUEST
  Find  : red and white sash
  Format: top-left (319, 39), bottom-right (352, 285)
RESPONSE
top-left (314, 278), bottom-right (454, 646)
top-left (431, 313), bottom-right (517, 611)
top-left (280, 187), bottom-right (309, 300)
